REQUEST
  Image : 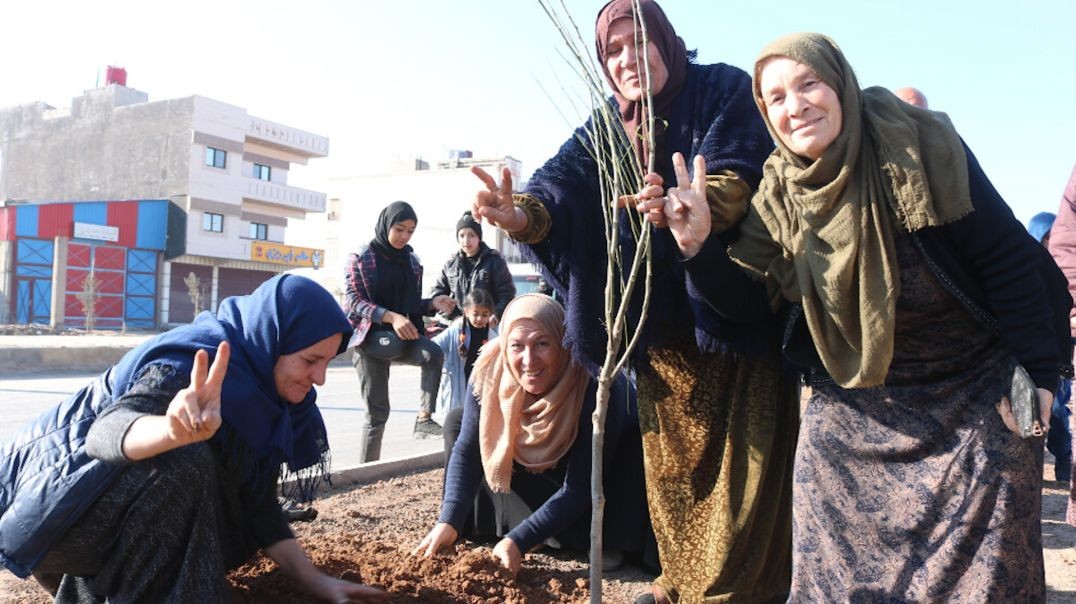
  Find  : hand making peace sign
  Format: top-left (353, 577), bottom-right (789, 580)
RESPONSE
top-left (471, 166), bottom-right (527, 233)
top-left (654, 153), bottom-right (711, 259)
top-left (165, 341), bottom-right (231, 445)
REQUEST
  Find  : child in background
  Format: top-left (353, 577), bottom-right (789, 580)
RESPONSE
top-left (433, 289), bottom-right (497, 416)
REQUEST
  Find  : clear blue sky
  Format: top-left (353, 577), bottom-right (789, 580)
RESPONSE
top-left (2, 0), bottom-right (1072, 224)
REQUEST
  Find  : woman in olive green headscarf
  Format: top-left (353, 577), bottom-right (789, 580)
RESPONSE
top-left (659, 32), bottom-right (1071, 602)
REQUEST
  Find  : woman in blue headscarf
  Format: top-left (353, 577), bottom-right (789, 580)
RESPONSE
top-left (0, 275), bottom-right (388, 602)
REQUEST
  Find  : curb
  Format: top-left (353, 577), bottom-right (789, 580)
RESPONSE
top-left (293, 451), bottom-right (443, 494)
top-left (0, 346), bottom-right (134, 377)
top-left (0, 344), bottom-right (354, 377)
top-left (330, 451), bottom-right (443, 486)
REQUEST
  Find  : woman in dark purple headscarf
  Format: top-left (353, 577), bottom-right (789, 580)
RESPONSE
top-left (468, 1), bottom-right (797, 602)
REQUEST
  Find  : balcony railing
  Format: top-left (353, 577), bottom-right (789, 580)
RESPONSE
top-left (245, 180), bottom-right (326, 213)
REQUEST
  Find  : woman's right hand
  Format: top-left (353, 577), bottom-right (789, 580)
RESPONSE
top-left (471, 167), bottom-right (527, 233)
top-left (412, 523), bottom-right (459, 558)
top-left (388, 312), bottom-right (419, 341)
top-left (165, 341), bottom-right (230, 445)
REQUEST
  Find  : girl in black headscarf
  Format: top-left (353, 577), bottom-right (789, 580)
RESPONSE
top-left (343, 201), bottom-right (454, 461)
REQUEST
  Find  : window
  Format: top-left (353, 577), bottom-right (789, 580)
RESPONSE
top-left (253, 163), bottom-right (271, 181)
top-left (205, 147), bottom-right (227, 169)
top-left (250, 222), bottom-right (268, 240)
top-left (202, 212), bottom-right (224, 232)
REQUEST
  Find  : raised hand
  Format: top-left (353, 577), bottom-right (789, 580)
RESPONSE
top-left (472, 167), bottom-right (527, 233)
top-left (165, 341), bottom-right (230, 445)
top-left (660, 153), bottom-right (710, 259)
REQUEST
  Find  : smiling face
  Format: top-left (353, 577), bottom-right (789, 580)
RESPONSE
top-left (505, 319), bottom-right (563, 396)
top-left (388, 219), bottom-right (416, 249)
top-left (458, 227), bottom-right (480, 257)
top-left (273, 333), bottom-right (342, 404)
top-left (758, 57), bottom-right (843, 161)
top-left (604, 17), bottom-right (669, 101)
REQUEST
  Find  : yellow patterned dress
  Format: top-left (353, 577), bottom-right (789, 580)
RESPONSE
top-left (639, 338), bottom-right (799, 604)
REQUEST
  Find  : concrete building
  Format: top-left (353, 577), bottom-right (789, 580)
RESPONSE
top-left (0, 72), bottom-right (329, 326)
top-left (287, 152), bottom-right (524, 299)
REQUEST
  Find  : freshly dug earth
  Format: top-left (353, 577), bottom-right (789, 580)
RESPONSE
top-left (228, 470), bottom-right (652, 603)
top-left (2, 463), bottom-right (1075, 602)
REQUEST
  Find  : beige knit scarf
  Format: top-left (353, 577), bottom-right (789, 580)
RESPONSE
top-left (471, 294), bottom-right (588, 493)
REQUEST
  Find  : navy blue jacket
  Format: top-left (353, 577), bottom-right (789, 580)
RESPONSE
top-left (439, 375), bottom-right (638, 554)
top-left (519, 62), bottom-right (775, 376)
top-left (0, 372), bottom-right (123, 578)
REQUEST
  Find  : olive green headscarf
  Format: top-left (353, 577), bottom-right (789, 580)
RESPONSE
top-left (729, 32), bottom-right (973, 388)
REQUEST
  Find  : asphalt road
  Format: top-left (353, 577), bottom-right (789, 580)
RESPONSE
top-left (0, 365), bottom-right (443, 470)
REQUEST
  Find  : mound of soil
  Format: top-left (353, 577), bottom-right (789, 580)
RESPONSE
top-left (231, 540), bottom-right (590, 603)
top-left (227, 469), bottom-right (649, 603)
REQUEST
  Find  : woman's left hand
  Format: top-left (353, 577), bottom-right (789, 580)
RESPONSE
top-left (652, 153), bottom-right (711, 259)
top-left (491, 537), bottom-right (522, 576)
top-left (1038, 387), bottom-right (1053, 429)
top-left (306, 573), bottom-right (389, 603)
top-left (996, 387), bottom-right (1053, 437)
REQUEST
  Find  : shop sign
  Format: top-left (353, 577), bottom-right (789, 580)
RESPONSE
top-left (251, 241), bottom-right (324, 268)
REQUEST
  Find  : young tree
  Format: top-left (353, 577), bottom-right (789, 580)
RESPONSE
top-left (75, 271), bottom-right (101, 331)
top-left (184, 272), bottom-right (207, 316)
top-left (537, 3), bottom-right (656, 601)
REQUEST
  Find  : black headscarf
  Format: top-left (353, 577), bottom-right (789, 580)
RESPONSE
top-left (369, 201), bottom-right (422, 324)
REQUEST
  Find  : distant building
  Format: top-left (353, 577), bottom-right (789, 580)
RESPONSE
top-left (0, 72), bottom-right (329, 326)
top-left (288, 151), bottom-right (523, 297)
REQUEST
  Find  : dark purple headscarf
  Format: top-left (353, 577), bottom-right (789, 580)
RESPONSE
top-left (595, 0), bottom-right (688, 167)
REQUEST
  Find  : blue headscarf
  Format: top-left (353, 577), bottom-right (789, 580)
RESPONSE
top-left (1028, 211), bottom-right (1056, 244)
top-left (110, 274), bottom-right (351, 498)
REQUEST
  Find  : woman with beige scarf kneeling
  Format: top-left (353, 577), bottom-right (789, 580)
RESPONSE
top-left (414, 294), bottom-right (654, 575)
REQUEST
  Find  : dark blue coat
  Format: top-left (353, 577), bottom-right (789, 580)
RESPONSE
top-left (0, 373), bottom-right (123, 578)
top-left (519, 62), bottom-right (775, 376)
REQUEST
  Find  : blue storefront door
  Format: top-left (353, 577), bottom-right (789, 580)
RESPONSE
top-left (14, 239), bottom-right (54, 325)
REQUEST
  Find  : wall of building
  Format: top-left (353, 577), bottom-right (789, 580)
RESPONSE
top-left (287, 157), bottom-right (522, 296)
top-left (0, 90), bottom-right (195, 202)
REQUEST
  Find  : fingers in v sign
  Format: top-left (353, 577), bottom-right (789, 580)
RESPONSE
top-left (665, 153), bottom-right (711, 259)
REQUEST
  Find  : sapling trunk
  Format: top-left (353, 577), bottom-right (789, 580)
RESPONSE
top-left (534, 2), bottom-right (657, 601)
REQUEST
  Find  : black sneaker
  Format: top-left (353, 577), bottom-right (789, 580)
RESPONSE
top-left (280, 498), bottom-right (318, 522)
top-left (413, 417), bottom-right (443, 440)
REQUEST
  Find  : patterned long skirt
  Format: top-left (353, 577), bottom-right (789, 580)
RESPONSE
top-left (638, 343), bottom-right (799, 604)
top-left (792, 364), bottom-right (1045, 602)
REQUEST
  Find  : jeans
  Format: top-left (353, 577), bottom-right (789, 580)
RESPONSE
top-left (353, 336), bottom-right (443, 463)
top-left (1048, 378), bottom-right (1073, 480)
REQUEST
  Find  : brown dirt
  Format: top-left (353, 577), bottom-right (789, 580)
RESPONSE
top-left (226, 469), bottom-right (651, 603)
top-left (2, 451), bottom-right (1075, 602)
top-left (0, 469), bottom-right (651, 603)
